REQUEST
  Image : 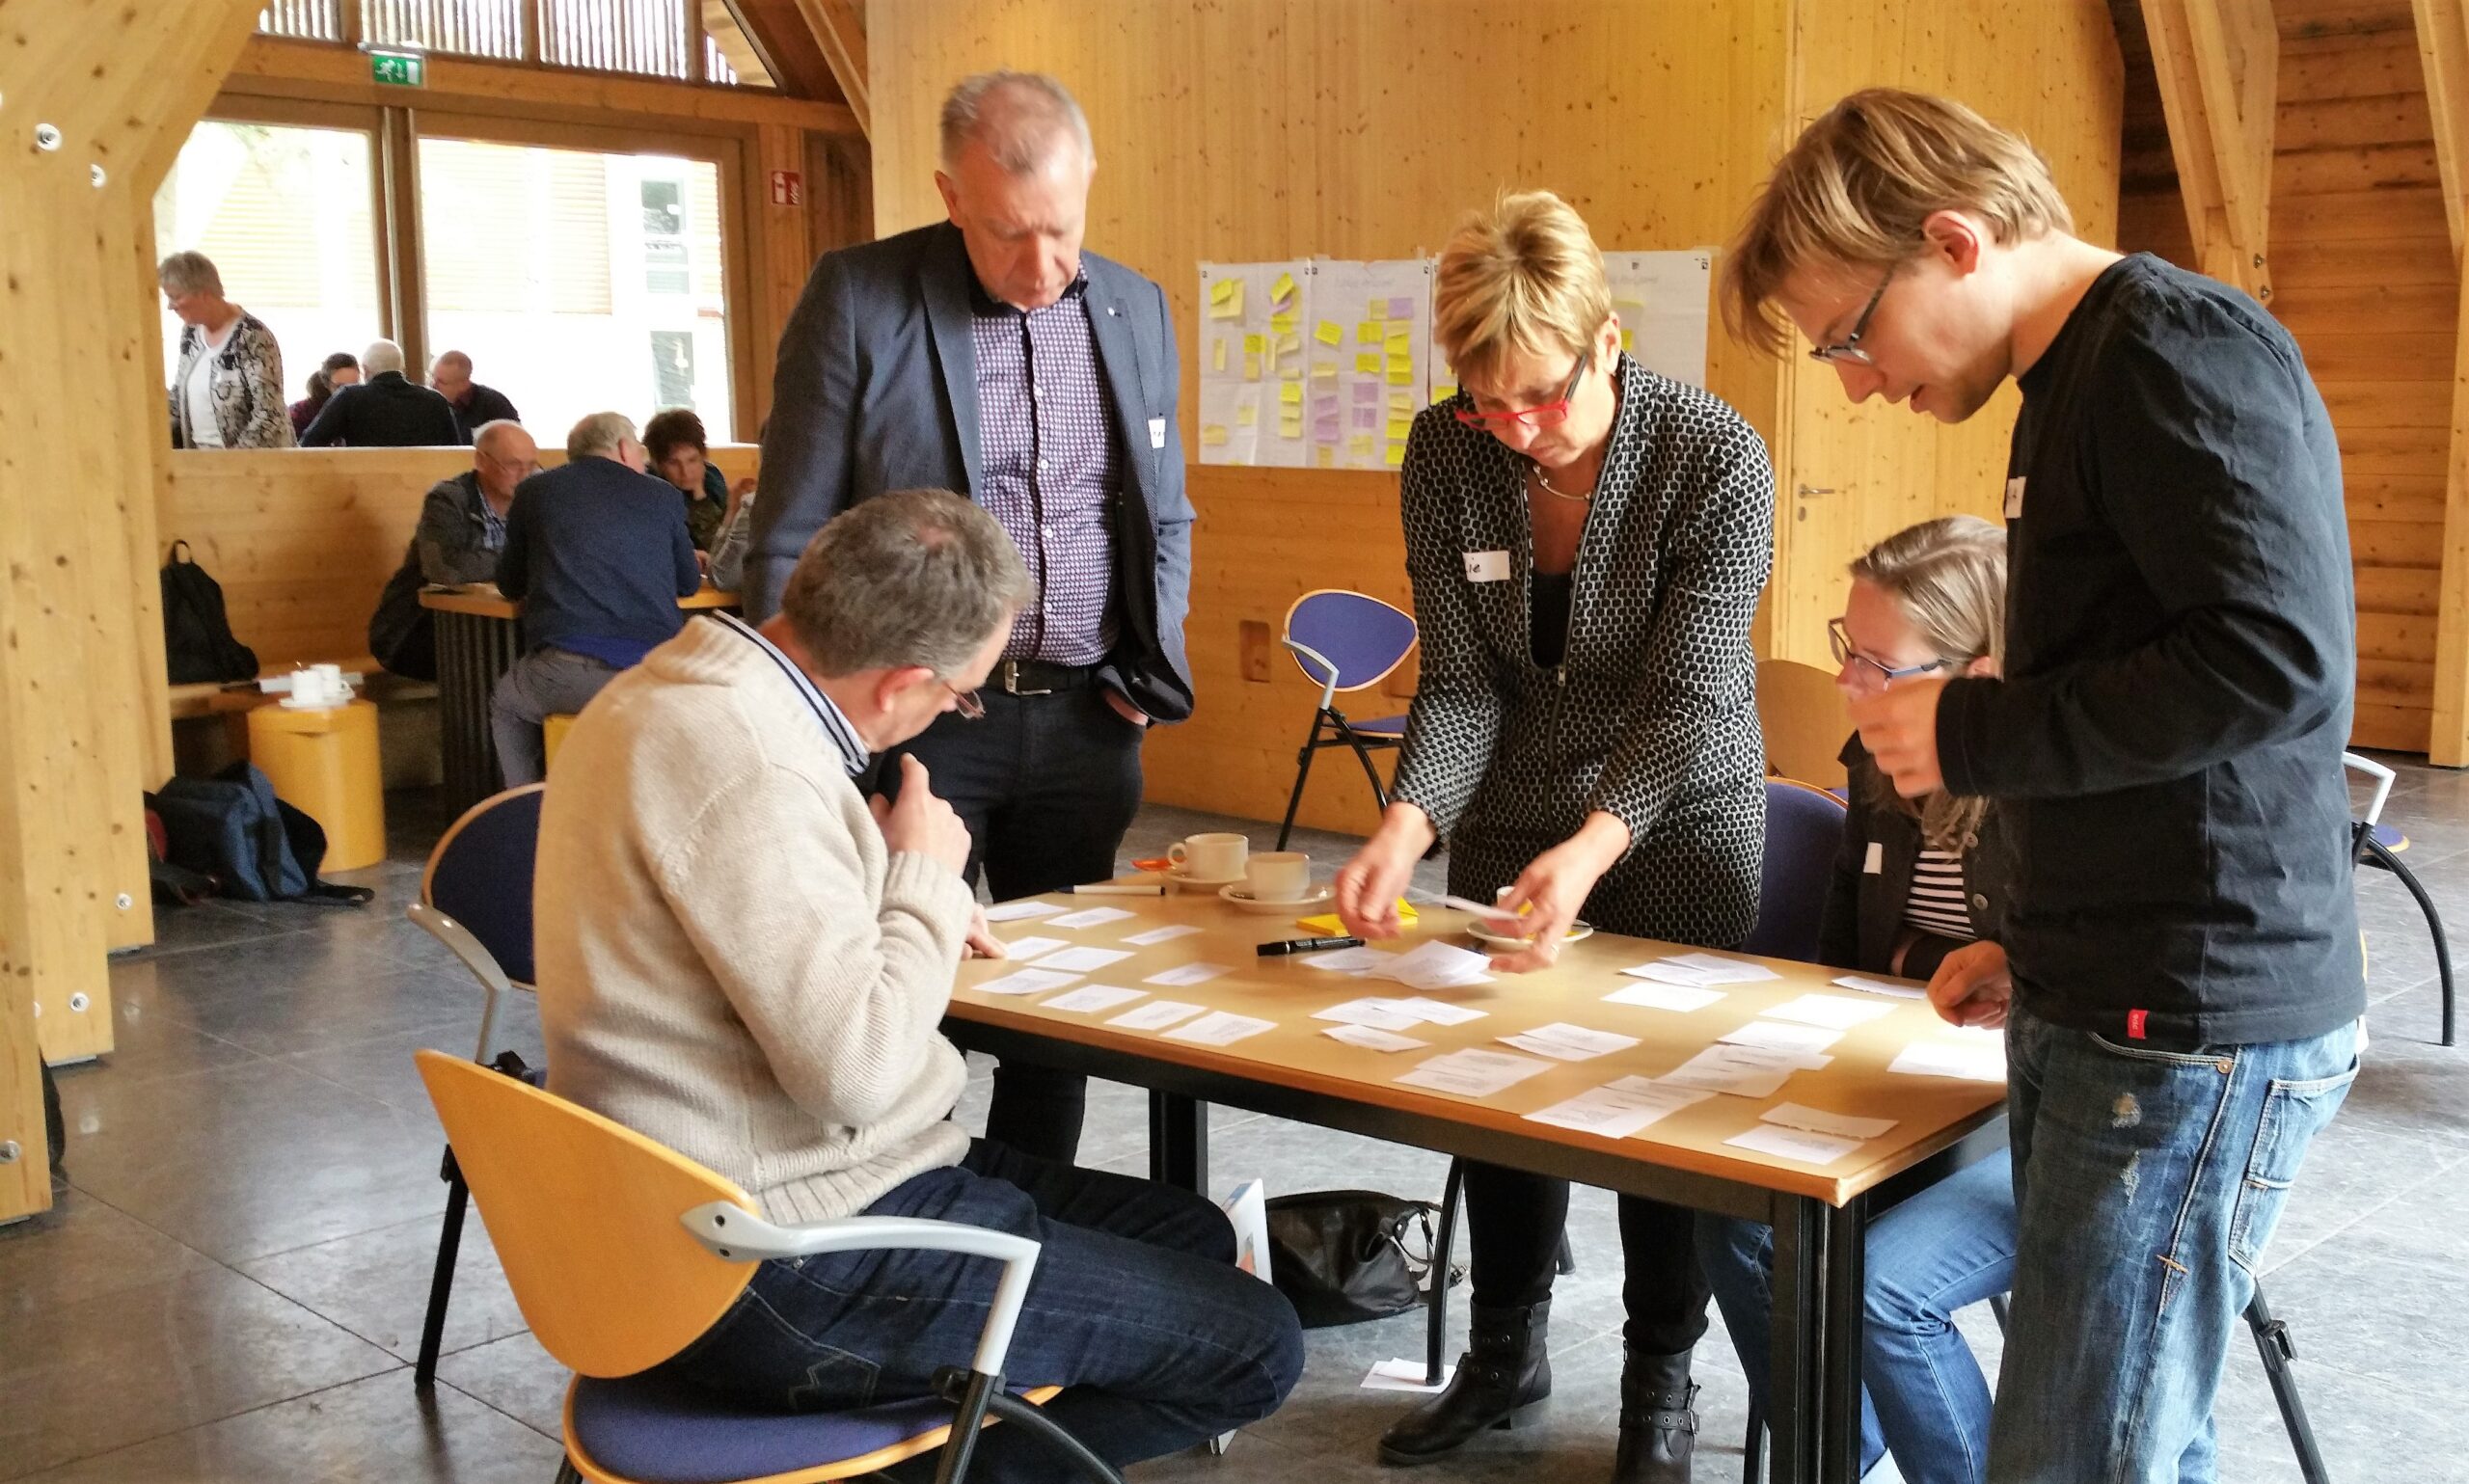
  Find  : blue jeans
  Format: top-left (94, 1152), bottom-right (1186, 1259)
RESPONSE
top-left (1698, 1156), bottom-right (2017, 1484)
top-left (1991, 1001), bottom-right (2358, 1483)
top-left (655, 1141), bottom-right (1304, 1482)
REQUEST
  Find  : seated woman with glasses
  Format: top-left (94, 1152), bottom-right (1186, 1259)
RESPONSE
top-left (1701, 513), bottom-right (2020, 1484)
top-left (1334, 189), bottom-right (1775, 1484)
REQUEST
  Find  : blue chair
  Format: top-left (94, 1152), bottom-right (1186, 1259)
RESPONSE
top-left (408, 783), bottom-right (547, 1388)
top-left (2346, 752), bottom-right (2454, 1046)
top-left (1274, 590), bottom-right (1419, 850)
top-left (1745, 779), bottom-right (1848, 961)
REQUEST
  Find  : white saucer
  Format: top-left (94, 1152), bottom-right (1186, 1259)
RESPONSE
top-left (1164, 867), bottom-right (1246, 893)
top-left (1466, 918), bottom-right (1595, 948)
top-left (1219, 882), bottom-right (1337, 914)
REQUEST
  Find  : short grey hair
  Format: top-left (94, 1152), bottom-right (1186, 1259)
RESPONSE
top-left (939, 70), bottom-right (1095, 174)
top-left (362, 338), bottom-right (406, 376)
top-left (470, 419), bottom-right (528, 457)
top-left (781, 489), bottom-right (1031, 679)
top-left (431, 349), bottom-right (474, 375)
top-left (157, 251), bottom-right (223, 297)
top-left (566, 411), bottom-right (636, 461)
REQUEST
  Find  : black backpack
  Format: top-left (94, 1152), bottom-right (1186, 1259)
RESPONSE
top-left (144, 763), bottom-right (372, 906)
top-left (160, 540), bottom-right (259, 685)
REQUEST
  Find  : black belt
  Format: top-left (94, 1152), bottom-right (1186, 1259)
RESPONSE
top-left (996, 658), bottom-right (1097, 695)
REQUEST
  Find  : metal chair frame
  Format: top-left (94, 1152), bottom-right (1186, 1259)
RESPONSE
top-left (1273, 591), bottom-right (1417, 851)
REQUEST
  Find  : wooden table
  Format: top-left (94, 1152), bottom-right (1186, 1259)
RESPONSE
top-left (417, 583), bottom-right (737, 813)
top-left (946, 890), bottom-right (2007, 1484)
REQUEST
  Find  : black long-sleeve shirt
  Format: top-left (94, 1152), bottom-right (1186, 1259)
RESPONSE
top-left (497, 456), bottom-right (701, 666)
top-left (1937, 253), bottom-right (2362, 1047)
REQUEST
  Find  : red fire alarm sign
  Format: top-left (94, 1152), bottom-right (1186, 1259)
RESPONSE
top-left (769, 170), bottom-right (803, 206)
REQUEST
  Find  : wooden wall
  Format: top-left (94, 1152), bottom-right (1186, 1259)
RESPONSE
top-left (868, 0), bottom-right (2124, 833)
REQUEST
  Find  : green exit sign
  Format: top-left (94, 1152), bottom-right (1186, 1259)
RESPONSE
top-left (369, 50), bottom-right (425, 87)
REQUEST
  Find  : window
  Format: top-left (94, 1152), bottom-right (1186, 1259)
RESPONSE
top-left (258, 1), bottom-right (770, 85)
top-left (153, 121), bottom-right (383, 402)
top-left (418, 137), bottom-right (732, 436)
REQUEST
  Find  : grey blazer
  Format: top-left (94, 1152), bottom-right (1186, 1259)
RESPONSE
top-left (749, 222), bottom-right (1196, 723)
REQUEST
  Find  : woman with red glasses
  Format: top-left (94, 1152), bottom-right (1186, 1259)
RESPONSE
top-left (1334, 190), bottom-right (1775, 1483)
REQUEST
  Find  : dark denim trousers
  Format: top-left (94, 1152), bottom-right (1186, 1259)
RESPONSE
top-left (882, 687), bottom-right (1145, 1163)
top-left (659, 1142), bottom-right (1303, 1482)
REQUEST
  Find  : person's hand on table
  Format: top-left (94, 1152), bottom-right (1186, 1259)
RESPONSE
top-left (1486, 811), bottom-right (1628, 973)
top-left (1846, 676), bottom-right (1948, 797)
top-left (963, 903), bottom-right (1005, 959)
top-left (1926, 940), bottom-right (2013, 1029)
top-left (1335, 803), bottom-right (1437, 940)
top-left (869, 755), bottom-right (972, 877)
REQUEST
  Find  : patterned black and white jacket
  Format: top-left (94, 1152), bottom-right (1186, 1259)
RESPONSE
top-left (1389, 354), bottom-right (1773, 949)
top-left (170, 311), bottom-right (295, 449)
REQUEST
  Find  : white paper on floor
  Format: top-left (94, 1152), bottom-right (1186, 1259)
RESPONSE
top-left (1363, 1358), bottom-right (1455, 1392)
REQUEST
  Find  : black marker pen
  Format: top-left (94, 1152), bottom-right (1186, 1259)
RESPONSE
top-left (1258, 936), bottom-right (1366, 957)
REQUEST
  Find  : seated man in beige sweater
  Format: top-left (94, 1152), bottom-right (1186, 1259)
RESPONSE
top-left (534, 489), bottom-right (1303, 1480)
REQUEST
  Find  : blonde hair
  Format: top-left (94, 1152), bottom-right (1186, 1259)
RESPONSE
top-left (1432, 190), bottom-right (1614, 391)
top-left (1722, 89), bottom-right (2074, 355)
top-left (1851, 514), bottom-right (2007, 851)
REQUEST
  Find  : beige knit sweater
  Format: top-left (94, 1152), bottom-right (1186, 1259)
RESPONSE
top-left (533, 616), bottom-right (975, 1225)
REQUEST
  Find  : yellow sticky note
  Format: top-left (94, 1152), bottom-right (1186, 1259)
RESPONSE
top-left (1278, 416), bottom-right (1303, 439)
top-left (1299, 903), bottom-right (1415, 934)
top-left (1614, 296), bottom-right (1645, 313)
top-left (1244, 333), bottom-right (1266, 355)
top-left (1358, 321), bottom-right (1382, 343)
top-left (1369, 297), bottom-right (1387, 320)
top-left (1280, 382), bottom-right (1303, 405)
top-left (1312, 360), bottom-right (1339, 380)
top-left (1243, 355), bottom-right (1261, 381)
top-left (1316, 320), bottom-right (1343, 346)
top-left (1387, 365), bottom-right (1414, 386)
top-left (1236, 402), bottom-right (1258, 426)
top-left (1433, 381), bottom-right (1458, 402)
top-left (1270, 311), bottom-right (1297, 336)
top-left (1384, 321), bottom-right (1412, 343)
top-left (1223, 281), bottom-right (1245, 315)
top-left (1315, 445), bottom-right (1337, 468)
top-left (1388, 414), bottom-right (1413, 438)
top-left (1348, 434), bottom-right (1377, 458)
top-left (1272, 271), bottom-right (1297, 305)
top-left (1201, 424), bottom-right (1229, 446)
top-left (1209, 279), bottom-right (1235, 304)
top-left (1276, 331), bottom-right (1301, 356)
top-left (1620, 330), bottom-right (1635, 351)
top-left (1211, 337), bottom-right (1227, 372)
top-left (1385, 441), bottom-right (1408, 467)
top-left (1389, 392), bottom-right (1414, 413)
top-left (1281, 364), bottom-right (1303, 380)
top-left (1356, 352), bottom-right (1383, 374)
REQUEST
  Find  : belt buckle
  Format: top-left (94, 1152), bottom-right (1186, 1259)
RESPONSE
top-left (1000, 659), bottom-right (1052, 697)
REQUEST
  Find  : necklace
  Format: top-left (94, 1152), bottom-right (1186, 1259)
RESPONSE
top-left (1531, 459), bottom-right (1596, 502)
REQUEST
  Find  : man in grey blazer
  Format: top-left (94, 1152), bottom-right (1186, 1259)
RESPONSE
top-left (748, 71), bottom-right (1194, 1163)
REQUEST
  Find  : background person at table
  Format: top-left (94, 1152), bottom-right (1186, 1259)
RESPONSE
top-left (366, 420), bottom-right (540, 681)
top-left (161, 250), bottom-right (294, 449)
top-left (428, 348), bottom-right (521, 445)
top-left (288, 350), bottom-right (360, 439)
top-left (1699, 515), bottom-right (2019, 1484)
top-left (1332, 189), bottom-right (1773, 1484)
top-left (490, 412), bottom-right (699, 785)
top-left (300, 338), bottom-right (460, 447)
top-left (536, 490), bottom-right (1301, 1481)
top-left (1724, 90), bottom-right (2362, 1484)
top-left (643, 405), bottom-right (752, 553)
top-left (749, 69), bottom-right (1194, 1166)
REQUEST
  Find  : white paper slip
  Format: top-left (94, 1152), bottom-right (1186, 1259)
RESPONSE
top-left (1322, 1024), bottom-right (1428, 1053)
top-left (1362, 1358), bottom-right (1454, 1393)
top-left (1034, 946), bottom-right (1135, 973)
top-left (1834, 973), bottom-right (1928, 1000)
top-left (1888, 1041), bottom-right (2005, 1083)
top-left (1145, 961), bottom-right (1235, 987)
top-left (1622, 961), bottom-right (1723, 988)
top-left (1363, 940), bottom-right (1495, 991)
top-left (1043, 984), bottom-right (1146, 1014)
top-left (1724, 1124), bottom-right (1867, 1166)
top-left (998, 936), bottom-right (1069, 961)
top-left (975, 967), bottom-right (1084, 997)
top-left (1396, 1047), bottom-right (1554, 1098)
top-left (1049, 905), bottom-right (1137, 930)
top-left (1720, 1020), bottom-right (1843, 1056)
top-left (1164, 1011), bottom-right (1278, 1046)
top-left (1660, 952), bottom-right (1780, 984)
top-left (1109, 1000), bottom-right (1207, 1031)
top-left (1525, 1080), bottom-right (1709, 1139)
top-left (1658, 1044), bottom-right (1827, 1098)
top-left (984, 900), bottom-right (1064, 922)
top-left (1762, 993), bottom-right (1900, 1030)
top-left (1124, 924), bottom-right (1205, 947)
top-left (1387, 997), bottom-right (1489, 1026)
top-left (1763, 1103), bottom-right (1899, 1141)
top-left (1313, 998), bottom-right (1427, 1032)
top-left (1500, 1022), bottom-right (1641, 1062)
top-left (1301, 945), bottom-right (1395, 972)
top-left (1604, 982), bottom-right (1727, 1012)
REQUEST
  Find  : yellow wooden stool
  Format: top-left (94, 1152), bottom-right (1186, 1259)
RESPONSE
top-left (247, 698), bottom-right (387, 870)
top-left (543, 714), bottom-right (578, 772)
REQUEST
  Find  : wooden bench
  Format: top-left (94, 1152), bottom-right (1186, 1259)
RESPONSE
top-left (170, 657), bottom-right (443, 787)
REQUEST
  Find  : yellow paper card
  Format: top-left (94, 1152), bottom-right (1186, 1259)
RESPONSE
top-left (1280, 382), bottom-right (1303, 405)
top-left (1276, 332), bottom-right (1301, 355)
top-left (1211, 338), bottom-right (1227, 372)
top-left (1388, 392), bottom-right (1414, 413)
top-left (1357, 321), bottom-right (1382, 343)
top-left (1312, 361), bottom-right (1339, 380)
top-left (1278, 417), bottom-right (1303, 439)
top-left (1387, 414), bottom-right (1413, 438)
top-left (1209, 279), bottom-right (1235, 304)
top-left (1349, 434), bottom-right (1377, 457)
top-left (1270, 311), bottom-right (1297, 336)
top-left (1316, 320), bottom-right (1343, 346)
top-left (1299, 902), bottom-right (1416, 934)
top-left (1387, 365), bottom-right (1415, 385)
top-left (1315, 445), bottom-right (1337, 468)
top-left (1244, 333), bottom-right (1266, 355)
top-left (1433, 381), bottom-right (1459, 402)
top-left (1620, 330), bottom-right (1635, 351)
top-left (1271, 271), bottom-right (1297, 305)
top-left (1236, 402), bottom-right (1258, 425)
top-left (1368, 297), bottom-right (1386, 319)
top-left (1243, 356), bottom-right (1262, 381)
top-left (1201, 424), bottom-right (1228, 445)
top-left (1356, 352), bottom-right (1383, 374)
top-left (1384, 322), bottom-right (1412, 343)
top-left (1385, 441), bottom-right (1408, 467)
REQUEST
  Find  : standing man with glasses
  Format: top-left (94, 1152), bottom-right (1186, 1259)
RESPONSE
top-left (1725, 91), bottom-right (2361, 1483)
top-left (748, 70), bottom-right (1193, 1165)
top-left (1333, 189), bottom-right (1774, 1484)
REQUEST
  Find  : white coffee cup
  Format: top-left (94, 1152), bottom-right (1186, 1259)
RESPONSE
top-left (1169, 832), bottom-right (1248, 880)
top-left (1244, 851), bottom-right (1312, 902)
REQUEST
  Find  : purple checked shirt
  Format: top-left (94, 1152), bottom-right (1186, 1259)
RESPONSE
top-left (968, 269), bottom-right (1120, 665)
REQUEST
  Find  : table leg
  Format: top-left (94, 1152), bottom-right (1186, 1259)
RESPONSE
top-left (1766, 1196), bottom-right (1824, 1484)
top-left (1822, 1196), bottom-right (1867, 1483)
top-left (1148, 1091), bottom-right (1207, 1193)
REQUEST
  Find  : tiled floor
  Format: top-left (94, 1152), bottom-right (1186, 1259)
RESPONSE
top-left (7, 759), bottom-right (2465, 1482)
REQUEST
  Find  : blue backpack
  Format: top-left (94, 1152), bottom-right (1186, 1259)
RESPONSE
top-left (145, 763), bottom-right (372, 905)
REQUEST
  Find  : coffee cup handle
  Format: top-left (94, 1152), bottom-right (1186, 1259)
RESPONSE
top-left (1168, 843), bottom-right (1189, 868)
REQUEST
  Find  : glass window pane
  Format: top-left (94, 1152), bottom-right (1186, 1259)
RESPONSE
top-left (153, 121), bottom-right (382, 402)
top-left (418, 137), bottom-right (733, 439)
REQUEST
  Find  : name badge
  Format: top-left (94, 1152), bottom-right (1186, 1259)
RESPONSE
top-left (1863, 841), bottom-right (1885, 875)
top-left (1149, 417), bottom-right (1168, 450)
top-left (2003, 476), bottom-right (2026, 520)
top-left (1463, 550), bottom-right (1510, 583)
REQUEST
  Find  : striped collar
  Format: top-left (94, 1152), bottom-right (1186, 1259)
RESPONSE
top-left (705, 611), bottom-right (869, 775)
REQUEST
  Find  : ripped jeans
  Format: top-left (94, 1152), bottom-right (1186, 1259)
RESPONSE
top-left (1989, 1000), bottom-right (2358, 1483)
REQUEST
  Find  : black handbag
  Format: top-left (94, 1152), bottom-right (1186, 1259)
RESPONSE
top-left (1264, 1189), bottom-right (1456, 1328)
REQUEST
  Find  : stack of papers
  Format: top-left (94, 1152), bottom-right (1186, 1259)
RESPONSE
top-left (1761, 994), bottom-right (1899, 1030)
top-left (1396, 1047), bottom-right (1554, 1098)
top-left (1659, 1043), bottom-right (1830, 1098)
top-left (1623, 952), bottom-right (1780, 989)
top-left (1524, 1076), bottom-right (1711, 1138)
top-left (1362, 941), bottom-right (1496, 991)
top-left (1499, 1022), bottom-right (1641, 1062)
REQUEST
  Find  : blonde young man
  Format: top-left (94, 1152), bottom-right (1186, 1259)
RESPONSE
top-left (1723, 90), bottom-right (2360, 1483)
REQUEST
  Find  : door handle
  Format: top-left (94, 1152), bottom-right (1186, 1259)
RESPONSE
top-left (1796, 485), bottom-right (1834, 497)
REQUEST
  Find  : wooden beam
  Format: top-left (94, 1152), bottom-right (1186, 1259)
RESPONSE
top-left (728, 0), bottom-right (848, 103)
top-left (2421, 3), bottom-right (2469, 762)
top-left (794, 0), bottom-right (869, 139)
top-left (2418, 0), bottom-right (2469, 260)
top-left (2140, 0), bottom-right (2278, 301)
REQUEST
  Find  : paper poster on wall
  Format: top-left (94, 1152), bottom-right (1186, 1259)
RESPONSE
top-left (1198, 260), bottom-right (1313, 467)
top-left (1601, 250), bottom-right (1713, 389)
top-left (1309, 256), bottom-right (1431, 472)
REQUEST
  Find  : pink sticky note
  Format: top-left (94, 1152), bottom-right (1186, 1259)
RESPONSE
top-left (1352, 382), bottom-right (1380, 403)
top-left (1353, 406), bottom-right (1378, 430)
top-left (1388, 296), bottom-right (1414, 320)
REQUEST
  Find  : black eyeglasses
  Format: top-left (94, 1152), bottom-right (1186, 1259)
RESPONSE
top-left (1828, 617), bottom-right (1957, 691)
top-left (1807, 263), bottom-right (1896, 366)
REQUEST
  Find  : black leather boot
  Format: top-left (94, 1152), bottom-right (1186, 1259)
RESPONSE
top-left (1377, 1301), bottom-right (1552, 1466)
top-left (1611, 1345), bottom-right (1699, 1483)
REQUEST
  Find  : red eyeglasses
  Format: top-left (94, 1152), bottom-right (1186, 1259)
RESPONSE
top-left (1452, 350), bottom-right (1591, 432)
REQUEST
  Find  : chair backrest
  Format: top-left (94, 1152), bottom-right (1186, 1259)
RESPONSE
top-left (414, 1048), bottom-right (758, 1377)
top-left (1744, 779), bottom-right (1849, 961)
top-left (1755, 658), bottom-right (1850, 790)
top-left (422, 784), bottom-right (545, 985)
top-left (1282, 590), bottom-right (1418, 697)
top-left (2343, 751), bottom-right (2395, 827)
